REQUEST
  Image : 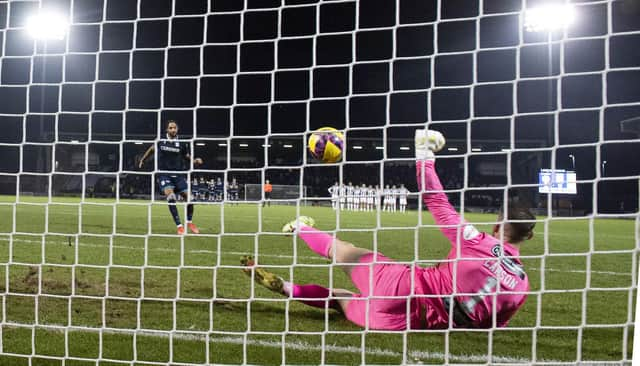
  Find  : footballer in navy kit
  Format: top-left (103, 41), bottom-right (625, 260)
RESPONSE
top-left (139, 120), bottom-right (203, 235)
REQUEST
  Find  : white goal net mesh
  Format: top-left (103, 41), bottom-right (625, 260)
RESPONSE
top-left (0, 0), bottom-right (638, 365)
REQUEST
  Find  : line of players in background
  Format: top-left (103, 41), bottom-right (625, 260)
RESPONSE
top-left (328, 182), bottom-right (409, 213)
top-left (190, 176), bottom-right (240, 202)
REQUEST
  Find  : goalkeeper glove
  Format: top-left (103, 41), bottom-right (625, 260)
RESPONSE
top-left (415, 129), bottom-right (446, 160)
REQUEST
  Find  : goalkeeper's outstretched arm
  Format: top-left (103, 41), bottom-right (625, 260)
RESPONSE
top-left (415, 130), bottom-right (466, 246)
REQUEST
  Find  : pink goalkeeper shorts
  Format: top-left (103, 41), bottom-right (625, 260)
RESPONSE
top-left (343, 253), bottom-right (421, 330)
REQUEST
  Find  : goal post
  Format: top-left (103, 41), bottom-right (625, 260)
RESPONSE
top-left (242, 184), bottom-right (308, 202)
top-left (0, 0), bottom-right (638, 365)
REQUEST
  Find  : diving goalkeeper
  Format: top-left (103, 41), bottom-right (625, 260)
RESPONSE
top-left (242, 130), bottom-right (535, 329)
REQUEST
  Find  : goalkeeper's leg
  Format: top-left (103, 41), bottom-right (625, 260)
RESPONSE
top-left (283, 217), bottom-right (375, 275)
top-left (241, 255), bottom-right (347, 310)
top-left (281, 219), bottom-right (419, 330)
top-left (241, 255), bottom-right (416, 331)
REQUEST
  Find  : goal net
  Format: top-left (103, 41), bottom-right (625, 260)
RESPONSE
top-left (0, 0), bottom-right (638, 364)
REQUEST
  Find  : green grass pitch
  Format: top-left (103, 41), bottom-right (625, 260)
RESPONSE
top-left (0, 195), bottom-right (636, 365)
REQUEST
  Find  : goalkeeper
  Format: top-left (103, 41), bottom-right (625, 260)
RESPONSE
top-left (242, 130), bottom-right (534, 330)
top-left (139, 120), bottom-right (203, 235)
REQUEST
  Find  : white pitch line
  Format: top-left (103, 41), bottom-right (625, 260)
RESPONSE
top-left (214, 335), bottom-right (539, 364)
top-left (2, 321), bottom-right (557, 364)
top-left (0, 237), bottom-right (632, 277)
top-left (530, 267), bottom-right (633, 277)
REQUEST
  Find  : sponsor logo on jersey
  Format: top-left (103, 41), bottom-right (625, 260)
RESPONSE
top-left (491, 244), bottom-right (502, 257)
top-left (160, 145), bottom-right (181, 152)
top-left (490, 244), bottom-right (526, 280)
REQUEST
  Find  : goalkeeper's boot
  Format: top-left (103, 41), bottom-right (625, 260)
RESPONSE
top-left (281, 216), bottom-right (316, 233)
top-left (187, 222), bottom-right (200, 234)
top-left (177, 225), bottom-right (185, 235)
top-left (240, 255), bottom-right (284, 295)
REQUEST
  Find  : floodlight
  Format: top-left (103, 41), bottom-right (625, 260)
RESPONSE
top-left (524, 3), bottom-right (575, 32)
top-left (26, 11), bottom-right (69, 40)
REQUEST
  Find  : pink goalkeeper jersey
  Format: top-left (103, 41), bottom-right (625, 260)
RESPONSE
top-left (415, 160), bottom-right (529, 328)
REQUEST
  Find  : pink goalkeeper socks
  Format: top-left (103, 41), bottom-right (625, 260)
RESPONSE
top-left (286, 226), bottom-right (337, 308)
top-left (297, 226), bottom-right (333, 258)
top-left (283, 282), bottom-right (335, 309)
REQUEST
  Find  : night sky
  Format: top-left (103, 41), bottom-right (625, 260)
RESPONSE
top-left (0, 0), bottom-right (639, 213)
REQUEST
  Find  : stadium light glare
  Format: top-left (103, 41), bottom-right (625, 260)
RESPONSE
top-left (283, 144), bottom-right (293, 148)
top-left (447, 147), bottom-right (459, 151)
top-left (399, 146), bottom-right (410, 151)
top-left (375, 146), bottom-right (384, 150)
top-left (524, 4), bottom-right (575, 32)
top-left (352, 145), bottom-right (362, 150)
top-left (471, 148), bottom-right (482, 152)
top-left (218, 143), bottom-right (227, 146)
top-left (239, 143), bottom-right (249, 147)
top-left (26, 11), bottom-right (69, 40)
top-left (196, 143), bottom-right (206, 146)
top-left (134, 142), bottom-right (143, 145)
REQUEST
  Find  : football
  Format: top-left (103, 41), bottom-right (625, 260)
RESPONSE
top-left (308, 127), bottom-right (344, 163)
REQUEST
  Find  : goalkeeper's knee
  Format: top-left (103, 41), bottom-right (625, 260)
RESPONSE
top-left (167, 193), bottom-right (177, 203)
